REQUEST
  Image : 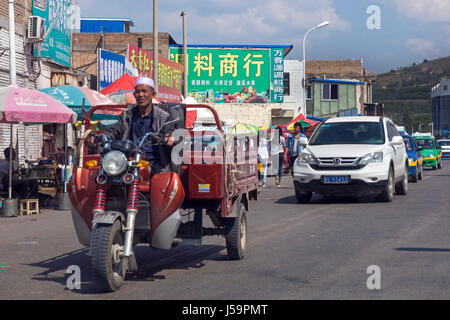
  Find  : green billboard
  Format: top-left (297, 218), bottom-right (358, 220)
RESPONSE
top-left (170, 47), bottom-right (284, 103)
top-left (32, 0), bottom-right (71, 67)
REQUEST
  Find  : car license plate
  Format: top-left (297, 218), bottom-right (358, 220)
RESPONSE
top-left (323, 176), bottom-right (349, 184)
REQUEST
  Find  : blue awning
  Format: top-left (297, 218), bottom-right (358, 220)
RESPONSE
top-left (309, 78), bottom-right (365, 85)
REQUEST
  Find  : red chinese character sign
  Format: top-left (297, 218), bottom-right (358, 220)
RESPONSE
top-left (127, 45), bottom-right (183, 103)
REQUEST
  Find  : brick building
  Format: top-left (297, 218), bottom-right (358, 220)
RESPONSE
top-left (72, 32), bottom-right (177, 82)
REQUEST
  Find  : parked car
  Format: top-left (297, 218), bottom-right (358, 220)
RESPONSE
top-left (400, 131), bottom-right (423, 182)
top-left (293, 116), bottom-right (409, 203)
top-left (437, 139), bottom-right (450, 159)
top-left (412, 133), bottom-right (443, 170)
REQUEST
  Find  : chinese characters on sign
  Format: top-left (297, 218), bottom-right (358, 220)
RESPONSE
top-left (128, 45), bottom-right (183, 103)
top-left (32, 0), bottom-right (71, 67)
top-left (98, 49), bottom-right (125, 91)
top-left (169, 47), bottom-right (285, 103)
top-left (271, 48), bottom-right (285, 103)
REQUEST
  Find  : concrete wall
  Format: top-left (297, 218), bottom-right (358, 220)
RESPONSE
top-left (196, 103), bottom-right (275, 127)
top-left (284, 60), bottom-right (303, 104)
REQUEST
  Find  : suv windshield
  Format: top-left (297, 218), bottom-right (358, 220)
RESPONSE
top-left (309, 122), bottom-right (384, 145)
top-left (414, 139), bottom-right (435, 149)
top-left (438, 140), bottom-right (450, 147)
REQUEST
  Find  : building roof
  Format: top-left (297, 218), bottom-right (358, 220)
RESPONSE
top-left (169, 44), bottom-right (293, 56)
top-left (81, 18), bottom-right (135, 26)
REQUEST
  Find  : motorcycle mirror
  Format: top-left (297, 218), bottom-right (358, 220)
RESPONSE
top-left (157, 117), bottom-right (180, 134)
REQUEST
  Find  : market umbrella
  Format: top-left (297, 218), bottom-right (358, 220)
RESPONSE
top-left (40, 85), bottom-right (121, 121)
top-left (259, 125), bottom-right (278, 130)
top-left (0, 86), bottom-right (77, 201)
top-left (285, 118), bottom-right (318, 131)
top-left (282, 113), bottom-right (318, 131)
top-left (0, 86), bottom-right (76, 124)
top-left (229, 123), bottom-right (260, 134)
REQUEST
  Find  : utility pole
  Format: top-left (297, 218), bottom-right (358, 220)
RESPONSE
top-left (153, 0), bottom-right (159, 95)
top-left (181, 11), bottom-right (188, 98)
top-left (9, 0), bottom-right (16, 86)
top-left (8, 0), bottom-right (16, 200)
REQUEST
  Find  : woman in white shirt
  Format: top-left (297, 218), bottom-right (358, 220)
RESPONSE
top-left (258, 131), bottom-right (270, 188)
top-left (272, 126), bottom-right (286, 186)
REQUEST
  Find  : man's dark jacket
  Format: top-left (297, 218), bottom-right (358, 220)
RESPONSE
top-left (104, 104), bottom-right (174, 141)
top-left (104, 104), bottom-right (177, 172)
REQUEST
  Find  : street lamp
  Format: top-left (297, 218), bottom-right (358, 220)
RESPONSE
top-left (302, 21), bottom-right (330, 117)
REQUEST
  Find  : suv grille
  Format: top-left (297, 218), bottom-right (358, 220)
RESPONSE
top-left (311, 157), bottom-right (364, 171)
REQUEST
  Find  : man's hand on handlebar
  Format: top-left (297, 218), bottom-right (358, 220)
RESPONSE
top-left (165, 134), bottom-right (175, 147)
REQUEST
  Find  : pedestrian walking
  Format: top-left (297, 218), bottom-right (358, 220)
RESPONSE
top-left (284, 122), bottom-right (307, 176)
top-left (258, 131), bottom-right (270, 188)
top-left (272, 126), bottom-right (285, 186)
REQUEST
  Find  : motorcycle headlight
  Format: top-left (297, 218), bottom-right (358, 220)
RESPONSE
top-left (358, 152), bottom-right (383, 165)
top-left (102, 151), bottom-right (128, 176)
top-left (297, 152), bottom-right (316, 165)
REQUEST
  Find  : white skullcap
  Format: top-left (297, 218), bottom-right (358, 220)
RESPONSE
top-left (135, 77), bottom-right (155, 89)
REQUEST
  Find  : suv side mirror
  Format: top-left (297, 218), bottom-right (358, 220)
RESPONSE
top-left (391, 136), bottom-right (404, 145)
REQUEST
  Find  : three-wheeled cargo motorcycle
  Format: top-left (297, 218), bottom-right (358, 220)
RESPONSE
top-left (68, 104), bottom-right (258, 292)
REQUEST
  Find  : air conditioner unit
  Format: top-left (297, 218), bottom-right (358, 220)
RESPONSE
top-left (27, 16), bottom-right (46, 41)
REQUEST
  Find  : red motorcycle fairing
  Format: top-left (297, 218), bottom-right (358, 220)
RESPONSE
top-left (68, 167), bottom-right (101, 246)
top-left (150, 172), bottom-right (185, 248)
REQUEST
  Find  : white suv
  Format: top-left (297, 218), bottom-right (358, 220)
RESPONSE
top-left (293, 116), bottom-right (408, 203)
top-left (437, 139), bottom-right (450, 159)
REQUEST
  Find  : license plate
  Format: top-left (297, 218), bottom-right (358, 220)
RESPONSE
top-left (323, 176), bottom-right (349, 184)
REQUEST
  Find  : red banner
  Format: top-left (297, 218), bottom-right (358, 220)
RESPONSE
top-left (127, 44), bottom-right (183, 103)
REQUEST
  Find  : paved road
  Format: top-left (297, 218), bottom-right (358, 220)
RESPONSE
top-left (1, 162), bottom-right (449, 300)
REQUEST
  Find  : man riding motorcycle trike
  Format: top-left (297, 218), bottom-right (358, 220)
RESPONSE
top-left (69, 77), bottom-right (258, 292)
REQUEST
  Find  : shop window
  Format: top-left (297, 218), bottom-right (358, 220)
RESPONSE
top-left (322, 83), bottom-right (338, 100)
top-left (306, 85), bottom-right (313, 100)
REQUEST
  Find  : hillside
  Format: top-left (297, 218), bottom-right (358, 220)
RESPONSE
top-left (373, 56), bottom-right (450, 133)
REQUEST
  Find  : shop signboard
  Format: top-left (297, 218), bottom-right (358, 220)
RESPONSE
top-left (169, 47), bottom-right (285, 103)
top-left (127, 45), bottom-right (183, 103)
top-left (32, 0), bottom-right (71, 67)
top-left (97, 49), bottom-right (125, 91)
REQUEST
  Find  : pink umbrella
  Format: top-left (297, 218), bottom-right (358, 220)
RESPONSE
top-left (0, 86), bottom-right (77, 124)
top-left (0, 86), bottom-right (76, 200)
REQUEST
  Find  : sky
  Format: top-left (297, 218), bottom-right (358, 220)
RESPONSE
top-left (74, 0), bottom-right (450, 74)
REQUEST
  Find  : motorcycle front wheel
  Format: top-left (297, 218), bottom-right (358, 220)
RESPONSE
top-left (91, 220), bottom-right (128, 292)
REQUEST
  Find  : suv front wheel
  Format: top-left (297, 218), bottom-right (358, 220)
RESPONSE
top-left (377, 166), bottom-right (394, 202)
top-left (295, 188), bottom-right (312, 203)
top-left (395, 163), bottom-right (409, 195)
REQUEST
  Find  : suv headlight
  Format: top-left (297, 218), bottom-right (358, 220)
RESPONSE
top-left (102, 151), bottom-right (128, 176)
top-left (358, 152), bottom-right (383, 165)
top-left (297, 152), bottom-right (317, 165)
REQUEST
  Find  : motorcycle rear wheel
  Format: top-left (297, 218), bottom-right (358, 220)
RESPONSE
top-left (91, 220), bottom-right (128, 292)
